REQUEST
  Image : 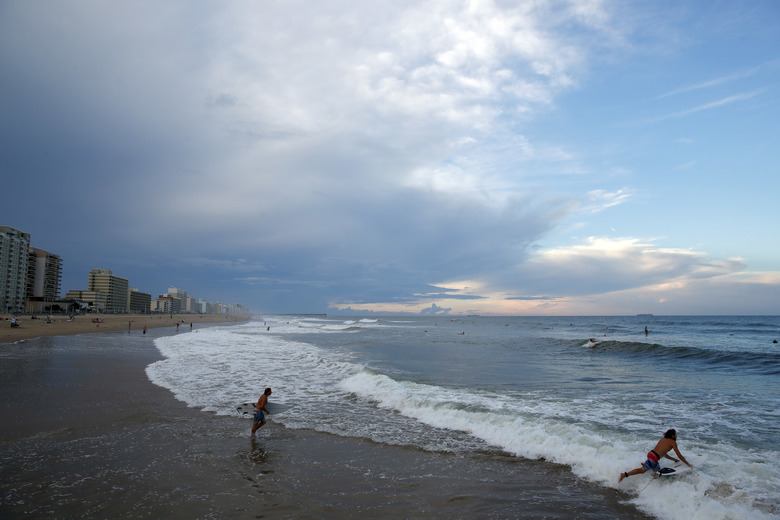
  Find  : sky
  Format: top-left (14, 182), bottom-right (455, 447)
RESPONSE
top-left (1, 0), bottom-right (778, 316)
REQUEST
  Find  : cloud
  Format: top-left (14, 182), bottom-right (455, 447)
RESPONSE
top-left (180, 258), bottom-right (269, 272)
top-left (643, 90), bottom-right (765, 124)
top-left (580, 189), bottom-right (633, 213)
top-left (2, 1), bottom-right (777, 315)
top-left (656, 62), bottom-right (775, 99)
top-left (506, 237), bottom-right (745, 295)
top-left (506, 295), bottom-right (561, 301)
top-left (336, 235), bottom-right (763, 315)
top-left (420, 303), bottom-right (452, 315)
top-left (16, 0), bottom-right (603, 255)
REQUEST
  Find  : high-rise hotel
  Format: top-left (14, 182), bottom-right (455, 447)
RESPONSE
top-left (87, 269), bottom-right (129, 313)
top-left (0, 226), bottom-right (62, 313)
top-left (3, 225), bottom-right (236, 315)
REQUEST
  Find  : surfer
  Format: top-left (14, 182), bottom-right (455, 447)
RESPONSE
top-left (619, 429), bottom-right (692, 483)
top-left (251, 387), bottom-right (273, 436)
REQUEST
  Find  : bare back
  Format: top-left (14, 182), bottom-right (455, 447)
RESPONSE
top-left (653, 437), bottom-right (677, 458)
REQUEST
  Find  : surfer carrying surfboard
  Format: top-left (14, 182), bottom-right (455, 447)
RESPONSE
top-left (618, 429), bottom-right (692, 483)
top-left (251, 387), bottom-right (273, 437)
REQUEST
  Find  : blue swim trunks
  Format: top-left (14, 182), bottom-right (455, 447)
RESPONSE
top-left (253, 409), bottom-right (265, 424)
top-left (642, 450), bottom-right (661, 471)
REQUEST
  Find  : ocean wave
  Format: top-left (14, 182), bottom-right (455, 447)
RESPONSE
top-left (338, 368), bottom-right (778, 520)
top-left (577, 339), bottom-right (780, 375)
top-left (146, 319), bottom-right (780, 520)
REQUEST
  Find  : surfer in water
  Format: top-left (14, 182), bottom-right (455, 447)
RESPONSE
top-left (619, 429), bottom-right (692, 483)
top-left (251, 387), bottom-right (272, 437)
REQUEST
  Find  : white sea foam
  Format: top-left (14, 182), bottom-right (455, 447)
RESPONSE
top-left (339, 369), bottom-right (778, 520)
top-left (147, 318), bottom-right (779, 520)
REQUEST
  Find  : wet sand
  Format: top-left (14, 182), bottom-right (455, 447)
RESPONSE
top-left (0, 326), bottom-right (652, 519)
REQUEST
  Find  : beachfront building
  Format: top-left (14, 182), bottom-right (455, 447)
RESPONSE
top-left (87, 269), bottom-right (129, 313)
top-left (167, 287), bottom-right (190, 311)
top-left (167, 287), bottom-right (205, 314)
top-left (25, 247), bottom-right (64, 314)
top-left (218, 303), bottom-right (243, 315)
top-left (27, 247), bottom-right (62, 299)
top-left (0, 226), bottom-right (31, 313)
top-left (128, 287), bottom-right (152, 314)
top-left (152, 295), bottom-right (181, 314)
top-left (64, 290), bottom-right (108, 312)
top-left (197, 299), bottom-right (214, 314)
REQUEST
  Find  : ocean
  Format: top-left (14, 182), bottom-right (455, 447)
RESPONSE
top-left (147, 315), bottom-right (780, 520)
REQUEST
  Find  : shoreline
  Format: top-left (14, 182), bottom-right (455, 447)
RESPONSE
top-left (0, 312), bottom-right (248, 344)
top-left (0, 323), bottom-right (652, 519)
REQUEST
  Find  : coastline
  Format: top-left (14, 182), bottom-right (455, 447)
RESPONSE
top-left (0, 323), bottom-right (652, 519)
top-left (0, 312), bottom-right (247, 344)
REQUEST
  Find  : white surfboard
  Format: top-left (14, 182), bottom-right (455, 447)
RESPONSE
top-left (236, 401), bottom-right (293, 416)
top-left (656, 456), bottom-right (704, 480)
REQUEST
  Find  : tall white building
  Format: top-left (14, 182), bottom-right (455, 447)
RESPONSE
top-left (0, 226), bottom-right (31, 313)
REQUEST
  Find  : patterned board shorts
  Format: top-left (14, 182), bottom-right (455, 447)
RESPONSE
top-left (642, 451), bottom-right (661, 471)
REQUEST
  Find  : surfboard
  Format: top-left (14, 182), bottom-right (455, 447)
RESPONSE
top-left (236, 401), bottom-right (293, 416)
top-left (656, 463), bottom-right (694, 480)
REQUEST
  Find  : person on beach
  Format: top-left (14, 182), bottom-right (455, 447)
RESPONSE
top-left (619, 429), bottom-right (692, 483)
top-left (251, 387), bottom-right (272, 437)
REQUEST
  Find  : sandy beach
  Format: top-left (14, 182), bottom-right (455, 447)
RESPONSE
top-left (0, 313), bottom-right (247, 343)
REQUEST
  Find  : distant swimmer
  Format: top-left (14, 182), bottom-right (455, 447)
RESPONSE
top-left (251, 387), bottom-right (273, 437)
top-left (644, 326), bottom-right (649, 335)
top-left (619, 429), bottom-right (692, 483)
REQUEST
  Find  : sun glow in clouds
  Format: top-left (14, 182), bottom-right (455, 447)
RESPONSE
top-left (1, 1), bottom-right (778, 315)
